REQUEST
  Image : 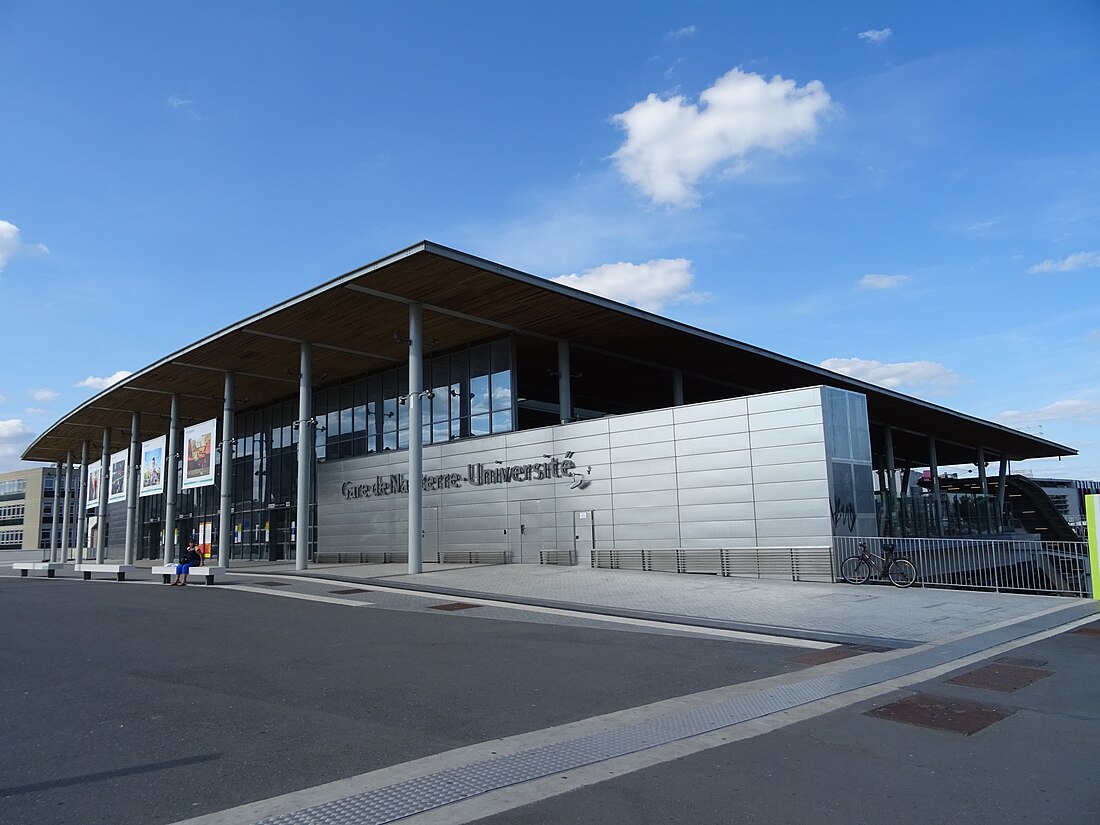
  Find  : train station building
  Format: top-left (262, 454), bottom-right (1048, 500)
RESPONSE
top-left (21, 242), bottom-right (1076, 573)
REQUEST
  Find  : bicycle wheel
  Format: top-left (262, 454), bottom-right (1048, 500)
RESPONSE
top-left (888, 559), bottom-right (917, 588)
top-left (840, 556), bottom-right (871, 584)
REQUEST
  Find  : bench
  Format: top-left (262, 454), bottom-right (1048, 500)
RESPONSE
top-left (152, 565), bottom-right (226, 585)
top-left (12, 562), bottom-right (66, 578)
top-left (74, 563), bottom-right (137, 581)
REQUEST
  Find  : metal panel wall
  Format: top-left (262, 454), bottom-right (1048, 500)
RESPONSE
top-left (317, 385), bottom-right (859, 558)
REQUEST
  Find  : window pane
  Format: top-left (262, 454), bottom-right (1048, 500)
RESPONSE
top-left (470, 374), bottom-right (490, 415)
top-left (492, 409), bottom-right (513, 433)
top-left (471, 413), bottom-right (490, 437)
top-left (491, 368), bottom-right (511, 411)
top-left (433, 421), bottom-right (449, 443)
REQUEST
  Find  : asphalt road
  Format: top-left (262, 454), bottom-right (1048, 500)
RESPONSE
top-left (473, 621), bottom-right (1100, 825)
top-left (0, 577), bottom-right (809, 825)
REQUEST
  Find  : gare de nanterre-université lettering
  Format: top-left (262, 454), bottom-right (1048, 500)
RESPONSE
top-left (342, 456), bottom-right (589, 500)
top-left (23, 241), bottom-right (1073, 567)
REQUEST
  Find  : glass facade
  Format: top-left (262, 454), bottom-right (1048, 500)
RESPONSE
top-left (136, 336), bottom-right (515, 562)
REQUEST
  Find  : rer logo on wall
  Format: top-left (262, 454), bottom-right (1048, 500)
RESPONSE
top-left (182, 418), bottom-right (217, 490)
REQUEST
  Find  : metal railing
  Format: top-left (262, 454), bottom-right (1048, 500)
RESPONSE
top-left (539, 549), bottom-right (577, 565)
top-left (314, 550), bottom-right (408, 564)
top-left (314, 549), bottom-right (511, 565)
top-left (437, 550), bottom-right (510, 565)
top-left (834, 535), bottom-right (1091, 597)
top-left (591, 546), bottom-right (834, 582)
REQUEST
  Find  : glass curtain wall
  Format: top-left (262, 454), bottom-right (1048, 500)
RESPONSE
top-left (139, 336), bottom-right (515, 562)
top-left (316, 338), bottom-right (514, 460)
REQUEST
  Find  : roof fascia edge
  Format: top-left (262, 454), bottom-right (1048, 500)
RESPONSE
top-left (420, 243), bottom-right (1074, 457)
top-left (22, 242), bottom-right (433, 460)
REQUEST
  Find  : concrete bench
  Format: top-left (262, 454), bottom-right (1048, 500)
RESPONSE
top-left (74, 563), bottom-right (137, 581)
top-left (13, 562), bottom-right (66, 578)
top-left (152, 565), bottom-right (226, 585)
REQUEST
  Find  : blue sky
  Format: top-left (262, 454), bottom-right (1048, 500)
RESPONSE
top-left (2, 1), bottom-right (1098, 479)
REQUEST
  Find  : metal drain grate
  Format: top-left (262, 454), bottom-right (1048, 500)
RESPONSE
top-left (946, 663), bottom-right (1053, 692)
top-left (866, 692), bottom-right (1015, 735)
top-left (995, 656), bottom-right (1048, 668)
top-left (329, 587), bottom-right (372, 595)
top-left (253, 581), bottom-right (293, 587)
top-left (429, 602), bottom-right (481, 611)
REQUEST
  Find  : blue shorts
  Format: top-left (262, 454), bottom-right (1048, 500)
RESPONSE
top-left (175, 563), bottom-right (194, 574)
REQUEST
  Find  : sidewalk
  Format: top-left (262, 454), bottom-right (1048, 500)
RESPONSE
top-left (9, 556), bottom-right (1094, 647)
top-left (222, 559), bottom-right (1092, 647)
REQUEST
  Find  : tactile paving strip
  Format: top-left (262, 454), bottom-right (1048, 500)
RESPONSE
top-left (259, 602), bottom-right (1097, 825)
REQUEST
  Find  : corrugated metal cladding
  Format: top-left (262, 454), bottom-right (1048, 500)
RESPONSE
top-left (316, 385), bottom-right (877, 560)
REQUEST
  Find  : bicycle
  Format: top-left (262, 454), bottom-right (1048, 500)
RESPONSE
top-left (840, 541), bottom-right (917, 588)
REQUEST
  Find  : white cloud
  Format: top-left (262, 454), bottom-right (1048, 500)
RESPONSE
top-left (167, 94), bottom-right (202, 121)
top-left (0, 220), bottom-right (49, 272)
top-left (1027, 251), bottom-right (1100, 273)
top-left (0, 393), bottom-right (6, 404)
top-left (611, 68), bottom-right (832, 206)
top-left (29, 388), bottom-right (59, 402)
top-left (76, 370), bottom-right (133, 390)
top-left (858, 28), bottom-right (893, 45)
top-left (77, 371), bottom-right (132, 391)
top-left (552, 258), bottom-right (706, 312)
top-left (858, 273), bottom-right (908, 289)
top-left (24, 407), bottom-right (47, 415)
top-left (666, 25), bottom-right (696, 40)
top-left (0, 418), bottom-right (35, 469)
top-left (820, 357), bottom-right (960, 393)
top-left (1000, 400), bottom-right (1100, 425)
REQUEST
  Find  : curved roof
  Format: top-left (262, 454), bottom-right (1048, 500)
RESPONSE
top-left (24, 241), bottom-right (1075, 468)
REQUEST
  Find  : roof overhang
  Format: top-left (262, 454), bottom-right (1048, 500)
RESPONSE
top-left (23, 241), bottom-right (1076, 468)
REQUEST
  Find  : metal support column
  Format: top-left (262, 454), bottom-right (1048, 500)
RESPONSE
top-left (928, 436), bottom-right (941, 536)
top-left (295, 343), bottom-right (312, 571)
top-left (884, 428), bottom-right (897, 499)
top-left (884, 427), bottom-right (897, 537)
top-left (96, 427), bottom-right (110, 563)
top-left (163, 394), bottom-right (180, 566)
top-left (408, 304), bottom-right (424, 574)
top-left (49, 460), bottom-right (62, 562)
top-left (557, 341), bottom-right (572, 424)
top-left (977, 445), bottom-right (989, 496)
top-left (672, 370), bottom-right (684, 406)
top-left (61, 451), bottom-right (73, 562)
top-left (124, 412), bottom-right (140, 566)
top-left (75, 440), bottom-right (89, 562)
top-left (997, 456), bottom-right (1008, 521)
top-left (219, 372), bottom-right (235, 569)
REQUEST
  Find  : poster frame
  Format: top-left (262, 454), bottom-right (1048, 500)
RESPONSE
top-left (181, 418), bottom-right (217, 491)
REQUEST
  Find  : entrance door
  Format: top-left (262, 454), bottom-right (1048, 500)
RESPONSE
top-left (573, 510), bottom-right (595, 564)
top-left (268, 509), bottom-right (293, 561)
top-left (141, 523), bottom-right (164, 561)
top-left (519, 499), bottom-right (543, 564)
top-left (423, 507), bottom-right (439, 561)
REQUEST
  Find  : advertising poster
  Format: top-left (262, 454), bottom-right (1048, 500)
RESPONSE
top-left (107, 449), bottom-right (129, 504)
top-left (86, 461), bottom-right (101, 509)
top-left (139, 435), bottom-right (166, 498)
top-left (181, 418), bottom-right (217, 490)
